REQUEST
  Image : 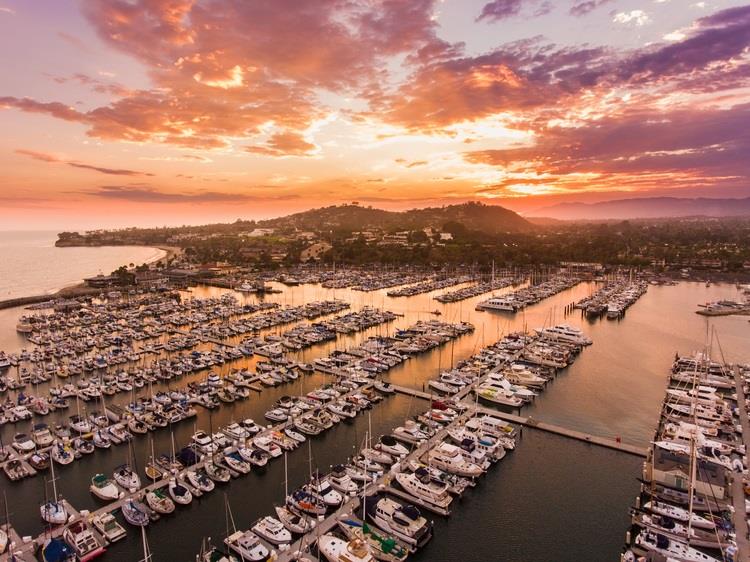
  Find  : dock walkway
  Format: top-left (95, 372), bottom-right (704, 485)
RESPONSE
top-left (731, 366), bottom-right (749, 562)
top-left (389, 383), bottom-right (647, 457)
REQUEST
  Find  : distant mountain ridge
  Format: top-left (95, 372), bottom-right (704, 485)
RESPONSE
top-left (531, 197), bottom-right (750, 220)
top-left (259, 202), bottom-right (533, 233)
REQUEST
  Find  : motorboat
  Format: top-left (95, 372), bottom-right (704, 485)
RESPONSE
top-left (318, 534), bottom-right (374, 562)
top-left (224, 530), bottom-right (269, 562)
top-left (328, 465), bottom-right (359, 495)
top-left (364, 495), bottom-right (432, 549)
top-left (90, 474), bottom-right (121, 501)
top-left (13, 432), bottom-right (36, 453)
top-left (91, 512), bottom-right (127, 543)
top-left (62, 519), bottom-right (106, 560)
top-left (395, 469), bottom-right (453, 510)
top-left (426, 442), bottom-right (483, 477)
top-left (377, 435), bottom-right (409, 458)
top-left (251, 516), bottom-right (292, 545)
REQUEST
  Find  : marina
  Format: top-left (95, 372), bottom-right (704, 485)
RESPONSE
top-left (0, 274), bottom-right (748, 561)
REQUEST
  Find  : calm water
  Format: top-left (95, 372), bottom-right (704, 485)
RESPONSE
top-left (0, 231), bottom-right (165, 300)
top-left (0, 276), bottom-right (748, 561)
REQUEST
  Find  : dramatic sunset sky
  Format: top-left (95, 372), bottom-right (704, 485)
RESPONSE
top-left (1, 0), bottom-right (749, 229)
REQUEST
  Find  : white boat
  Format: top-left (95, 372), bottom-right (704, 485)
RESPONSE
top-left (634, 530), bottom-right (720, 562)
top-left (394, 470), bottom-right (452, 510)
top-left (426, 442), bottom-right (483, 477)
top-left (63, 519), bottom-right (106, 560)
top-left (224, 530), bottom-right (269, 562)
top-left (251, 516), bottom-right (292, 545)
top-left (90, 473), bottom-right (122, 501)
top-left (40, 499), bottom-right (68, 526)
top-left (392, 421), bottom-right (428, 445)
top-left (113, 464), bottom-right (141, 492)
top-left (475, 297), bottom-right (518, 312)
top-left (535, 324), bottom-right (592, 346)
top-left (475, 386), bottom-right (524, 407)
top-left (643, 501), bottom-right (716, 530)
top-left (328, 465), bottom-right (359, 495)
top-left (145, 489), bottom-right (176, 514)
top-left (91, 512), bottom-right (127, 543)
top-left (186, 470), bottom-right (215, 493)
top-left (12, 433), bottom-right (35, 453)
top-left (275, 505), bottom-right (317, 534)
top-left (168, 478), bottom-right (193, 505)
top-left (318, 534), bottom-right (374, 562)
top-left (377, 435), bottom-right (409, 458)
top-left (310, 475), bottom-right (343, 507)
top-left (364, 496), bottom-right (432, 549)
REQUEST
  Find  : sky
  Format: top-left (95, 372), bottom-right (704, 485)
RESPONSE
top-left (1, 0), bottom-right (749, 229)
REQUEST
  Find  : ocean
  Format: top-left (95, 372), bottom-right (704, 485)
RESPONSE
top-left (0, 231), bottom-right (166, 301)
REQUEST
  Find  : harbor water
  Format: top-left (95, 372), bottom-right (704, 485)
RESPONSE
top-left (0, 275), bottom-right (748, 561)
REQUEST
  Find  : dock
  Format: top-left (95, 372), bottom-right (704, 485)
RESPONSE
top-left (0, 523), bottom-right (36, 562)
top-left (731, 365), bottom-right (749, 562)
top-left (273, 409), bottom-right (477, 561)
top-left (389, 383), bottom-right (647, 457)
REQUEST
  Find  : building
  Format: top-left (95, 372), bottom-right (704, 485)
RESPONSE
top-left (83, 274), bottom-right (126, 288)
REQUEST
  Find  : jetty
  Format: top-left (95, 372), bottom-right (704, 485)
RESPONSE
top-left (389, 384), bottom-right (647, 457)
top-left (731, 365), bottom-right (750, 561)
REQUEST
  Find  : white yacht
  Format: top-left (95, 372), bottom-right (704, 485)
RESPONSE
top-left (310, 475), bottom-right (343, 507)
top-left (224, 530), bottom-right (269, 562)
top-left (328, 465), bottom-right (359, 495)
top-left (318, 534), bottom-right (374, 562)
top-left (475, 297), bottom-right (518, 312)
top-left (535, 325), bottom-right (592, 346)
top-left (394, 470), bottom-right (453, 510)
top-left (365, 496), bottom-right (432, 549)
top-left (426, 442), bottom-right (483, 477)
top-left (392, 421), bottom-right (428, 444)
top-left (252, 515), bottom-right (292, 545)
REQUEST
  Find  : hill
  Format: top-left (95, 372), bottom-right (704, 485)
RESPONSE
top-left (531, 197), bottom-right (750, 221)
top-left (259, 202), bottom-right (532, 233)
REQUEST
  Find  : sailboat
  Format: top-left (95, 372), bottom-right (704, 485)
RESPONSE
top-left (275, 453), bottom-right (317, 534)
top-left (40, 455), bottom-right (68, 525)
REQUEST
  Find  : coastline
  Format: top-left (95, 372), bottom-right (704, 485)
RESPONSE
top-left (0, 244), bottom-right (178, 311)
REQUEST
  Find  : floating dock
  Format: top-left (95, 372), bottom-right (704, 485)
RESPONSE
top-left (389, 383), bottom-right (647, 457)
